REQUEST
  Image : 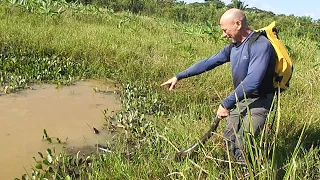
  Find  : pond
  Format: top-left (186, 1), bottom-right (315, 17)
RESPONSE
top-left (0, 80), bottom-right (121, 179)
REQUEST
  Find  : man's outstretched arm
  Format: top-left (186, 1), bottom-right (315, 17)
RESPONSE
top-left (161, 45), bottom-right (231, 91)
top-left (176, 45), bottom-right (232, 80)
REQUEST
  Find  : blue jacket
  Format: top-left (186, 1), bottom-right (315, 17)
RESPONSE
top-left (176, 31), bottom-right (276, 110)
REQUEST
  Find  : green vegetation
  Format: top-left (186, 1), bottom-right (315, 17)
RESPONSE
top-left (1, 0), bottom-right (320, 179)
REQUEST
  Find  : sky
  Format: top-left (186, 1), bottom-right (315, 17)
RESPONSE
top-left (183, 0), bottom-right (320, 20)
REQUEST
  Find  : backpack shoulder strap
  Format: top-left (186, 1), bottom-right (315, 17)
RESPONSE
top-left (247, 31), bottom-right (263, 59)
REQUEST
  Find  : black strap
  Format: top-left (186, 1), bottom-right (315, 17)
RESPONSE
top-left (248, 28), bottom-right (279, 58)
top-left (248, 31), bottom-right (263, 59)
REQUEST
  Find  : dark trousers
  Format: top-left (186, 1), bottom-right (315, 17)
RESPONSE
top-left (223, 93), bottom-right (274, 162)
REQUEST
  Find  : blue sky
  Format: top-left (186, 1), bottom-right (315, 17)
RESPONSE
top-left (182, 0), bottom-right (320, 20)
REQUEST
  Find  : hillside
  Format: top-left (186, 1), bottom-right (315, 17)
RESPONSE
top-left (1, 1), bottom-right (320, 179)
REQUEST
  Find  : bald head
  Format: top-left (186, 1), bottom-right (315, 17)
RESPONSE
top-left (220, 8), bottom-right (248, 28)
top-left (219, 8), bottom-right (251, 44)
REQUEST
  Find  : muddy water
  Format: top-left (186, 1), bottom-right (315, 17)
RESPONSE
top-left (0, 80), bottom-right (121, 179)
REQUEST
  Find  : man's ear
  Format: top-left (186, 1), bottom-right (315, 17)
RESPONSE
top-left (236, 20), bottom-right (242, 30)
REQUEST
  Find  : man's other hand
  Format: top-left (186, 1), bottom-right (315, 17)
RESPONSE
top-left (217, 104), bottom-right (229, 119)
top-left (160, 77), bottom-right (178, 91)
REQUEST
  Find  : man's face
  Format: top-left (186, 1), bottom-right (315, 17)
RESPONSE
top-left (220, 19), bottom-right (240, 43)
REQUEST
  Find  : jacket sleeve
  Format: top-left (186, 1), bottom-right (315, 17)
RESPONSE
top-left (176, 45), bottom-right (232, 80)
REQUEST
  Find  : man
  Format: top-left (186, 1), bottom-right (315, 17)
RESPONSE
top-left (161, 8), bottom-right (276, 162)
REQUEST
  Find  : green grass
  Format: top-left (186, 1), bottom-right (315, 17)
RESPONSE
top-left (2, 2), bottom-right (320, 179)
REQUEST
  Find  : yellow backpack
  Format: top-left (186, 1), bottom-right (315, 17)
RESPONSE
top-left (248, 21), bottom-right (293, 91)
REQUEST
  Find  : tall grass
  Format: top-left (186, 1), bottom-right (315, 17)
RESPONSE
top-left (2, 1), bottom-right (320, 179)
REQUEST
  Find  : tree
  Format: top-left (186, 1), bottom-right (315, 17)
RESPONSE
top-left (227, 0), bottom-right (248, 10)
top-left (204, 0), bottom-right (225, 9)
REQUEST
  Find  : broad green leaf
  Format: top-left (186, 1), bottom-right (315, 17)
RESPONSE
top-left (43, 159), bottom-right (49, 165)
top-left (35, 163), bottom-right (42, 169)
